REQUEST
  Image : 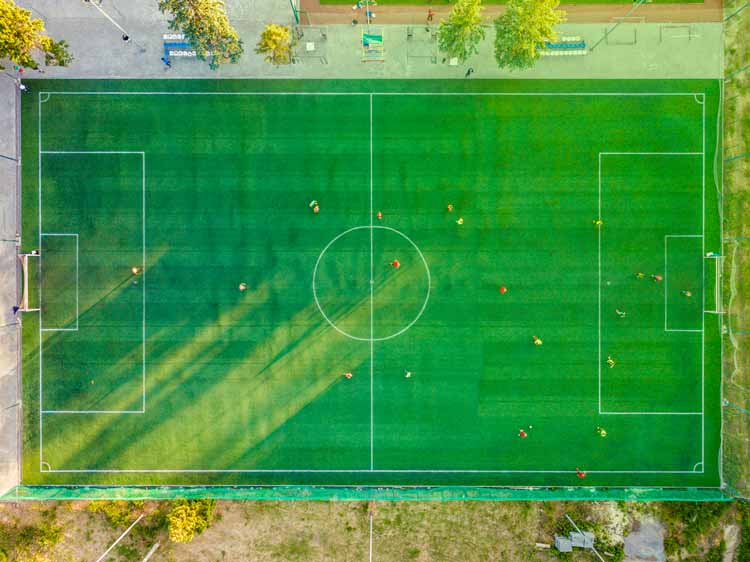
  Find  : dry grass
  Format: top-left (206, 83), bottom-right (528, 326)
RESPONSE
top-left (720, 0), bottom-right (750, 499)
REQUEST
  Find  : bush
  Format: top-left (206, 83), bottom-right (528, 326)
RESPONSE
top-left (87, 501), bottom-right (144, 528)
top-left (167, 499), bottom-right (216, 543)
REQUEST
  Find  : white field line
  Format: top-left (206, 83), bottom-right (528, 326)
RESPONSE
top-left (38, 92), bottom-right (42, 472)
top-left (702, 96), bottom-right (706, 467)
top-left (664, 234), bottom-right (704, 332)
top-left (38, 150), bottom-right (146, 460)
top-left (40, 91), bottom-right (707, 97)
top-left (599, 152), bottom-right (705, 420)
top-left (39, 233), bottom-right (78, 332)
top-left (369, 94), bottom-right (374, 471)
top-left (40, 468), bottom-right (704, 474)
top-left (37, 93), bottom-right (709, 477)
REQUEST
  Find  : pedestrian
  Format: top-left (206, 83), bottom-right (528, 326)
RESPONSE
top-left (681, 290), bottom-right (693, 297)
top-left (635, 272), bottom-right (645, 279)
top-left (405, 370), bottom-right (412, 378)
top-left (160, 57), bottom-right (171, 68)
top-left (464, 68), bottom-right (474, 78)
top-left (427, 8), bottom-right (434, 22)
top-left (596, 426), bottom-right (607, 437)
top-left (532, 336), bottom-right (543, 346)
top-left (131, 266), bottom-right (142, 276)
top-left (18, 83), bottom-right (28, 93)
top-left (518, 429), bottom-right (527, 438)
top-left (344, 372), bottom-right (353, 379)
top-left (615, 309), bottom-right (626, 318)
top-left (122, 34), bottom-right (130, 42)
top-left (376, 211), bottom-right (383, 220)
top-left (576, 467), bottom-right (586, 478)
top-left (365, 9), bottom-right (375, 18)
top-left (456, 217), bottom-right (464, 225)
top-left (652, 274), bottom-right (663, 282)
top-left (606, 355), bottom-right (615, 368)
top-left (239, 282), bottom-right (248, 292)
top-left (499, 286), bottom-right (507, 294)
top-left (447, 203), bottom-right (454, 212)
top-left (309, 200), bottom-right (320, 213)
top-left (12, 306), bottom-right (19, 315)
top-left (593, 219), bottom-right (603, 226)
top-left (391, 259), bottom-right (400, 269)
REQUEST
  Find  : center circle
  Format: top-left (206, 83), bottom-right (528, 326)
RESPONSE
top-left (312, 226), bottom-right (431, 341)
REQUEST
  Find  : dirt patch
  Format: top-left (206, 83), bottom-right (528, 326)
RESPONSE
top-left (624, 515), bottom-right (665, 562)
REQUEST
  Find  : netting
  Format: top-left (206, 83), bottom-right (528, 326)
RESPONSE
top-left (1, 486), bottom-right (731, 502)
top-left (720, 5), bottom-right (750, 498)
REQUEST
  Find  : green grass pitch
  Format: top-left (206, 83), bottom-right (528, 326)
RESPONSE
top-left (20, 79), bottom-right (722, 490)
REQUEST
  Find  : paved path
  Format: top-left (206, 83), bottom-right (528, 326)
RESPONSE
top-left (9, 0), bottom-right (723, 79)
top-left (0, 77), bottom-right (20, 497)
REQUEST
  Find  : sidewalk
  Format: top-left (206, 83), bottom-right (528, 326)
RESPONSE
top-left (13, 0), bottom-right (722, 79)
top-left (0, 78), bottom-right (20, 497)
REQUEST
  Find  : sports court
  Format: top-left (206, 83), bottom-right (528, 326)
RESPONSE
top-left (19, 79), bottom-right (722, 490)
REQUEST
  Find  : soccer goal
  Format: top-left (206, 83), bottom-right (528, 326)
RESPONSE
top-left (16, 251), bottom-right (40, 313)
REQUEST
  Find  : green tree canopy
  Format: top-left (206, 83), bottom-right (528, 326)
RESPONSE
top-left (437, 0), bottom-right (485, 64)
top-left (0, 0), bottom-right (72, 69)
top-left (493, 0), bottom-right (564, 71)
top-left (158, 0), bottom-right (243, 70)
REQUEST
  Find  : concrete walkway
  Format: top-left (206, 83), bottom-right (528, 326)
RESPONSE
top-left (14, 0), bottom-right (722, 79)
top-left (0, 77), bottom-right (20, 497)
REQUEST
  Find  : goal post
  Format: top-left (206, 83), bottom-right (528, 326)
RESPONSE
top-left (17, 251), bottom-right (40, 313)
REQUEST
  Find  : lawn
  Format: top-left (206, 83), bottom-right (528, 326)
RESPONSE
top-left (19, 79), bottom-right (722, 493)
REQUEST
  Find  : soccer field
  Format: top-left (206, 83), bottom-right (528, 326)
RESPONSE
top-left (19, 79), bottom-right (722, 492)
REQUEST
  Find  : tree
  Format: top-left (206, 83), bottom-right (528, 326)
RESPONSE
top-left (0, 0), bottom-right (73, 69)
top-left (256, 24), bottom-right (295, 66)
top-left (167, 499), bottom-right (216, 543)
top-left (157, 0), bottom-right (243, 70)
top-left (437, 0), bottom-right (485, 64)
top-left (493, 0), bottom-right (564, 71)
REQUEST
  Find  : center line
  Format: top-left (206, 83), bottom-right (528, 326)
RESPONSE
top-left (369, 94), bottom-right (374, 471)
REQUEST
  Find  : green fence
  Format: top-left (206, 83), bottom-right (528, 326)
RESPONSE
top-left (0, 486), bottom-right (731, 502)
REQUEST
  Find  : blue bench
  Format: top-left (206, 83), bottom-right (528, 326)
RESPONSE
top-left (162, 33), bottom-right (211, 64)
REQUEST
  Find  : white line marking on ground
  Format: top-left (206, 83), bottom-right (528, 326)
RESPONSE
top-left (38, 152), bottom-right (147, 427)
top-left (39, 91), bottom-right (707, 97)
top-left (369, 94), bottom-right (374, 471)
top-left (39, 233), bottom-right (78, 332)
top-left (42, 468), bottom-right (703, 474)
top-left (599, 152), bottom-right (705, 418)
top-left (664, 234), bottom-right (704, 332)
top-left (311, 226), bottom-right (431, 342)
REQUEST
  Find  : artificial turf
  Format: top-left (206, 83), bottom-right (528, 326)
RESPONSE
top-left (20, 79), bottom-right (722, 491)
